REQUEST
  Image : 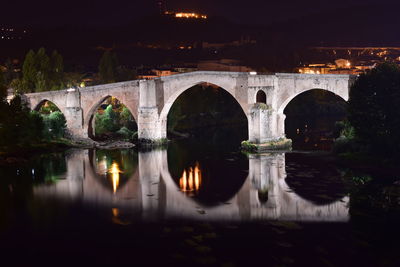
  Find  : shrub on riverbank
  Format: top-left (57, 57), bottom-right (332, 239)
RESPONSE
top-left (94, 104), bottom-right (137, 141)
top-left (0, 95), bottom-right (44, 149)
top-left (42, 111), bottom-right (67, 139)
top-left (0, 93), bottom-right (69, 152)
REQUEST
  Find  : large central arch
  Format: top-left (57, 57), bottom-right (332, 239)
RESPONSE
top-left (159, 79), bottom-right (248, 140)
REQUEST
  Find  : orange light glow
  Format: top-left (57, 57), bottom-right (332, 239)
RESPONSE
top-left (112, 208), bottom-right (119, 217)
top-left (179, 162), bottom-right (202, 193)
top-left (175, 12), bottom-right (207, 19)
top-left (109, 162), bottom-right (122, 194)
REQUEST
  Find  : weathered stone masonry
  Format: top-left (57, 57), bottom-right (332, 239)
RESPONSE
top-left (21, 71), bottom-right (354, 145)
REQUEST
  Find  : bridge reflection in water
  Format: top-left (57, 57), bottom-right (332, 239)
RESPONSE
top-left (33, 149), bottom-right (349, 222)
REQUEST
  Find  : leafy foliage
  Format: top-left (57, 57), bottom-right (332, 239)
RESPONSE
top-left (0, 95), bottom-right (45, 148)
top-left (348, 62), bottom-right (400, 156)
top-left (39, 101), bottom-right (60, 115)
top-left (120, 107), bottom-right (137, 131)
top-left (42, 111), bottom-right (67, 139)
top-left (99, 51), bottom-right (118, 84)
top-left (94, 103), bottom-right (137, 140)
top-left (95, 105), bottom-right (119, 135)
top-left (22, 50), bottom-right (37, 91)
top-left (16, 48), bottom-right (66, 93)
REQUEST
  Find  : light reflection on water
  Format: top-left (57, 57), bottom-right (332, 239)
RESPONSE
top-left (179, 162), bottom-right (202, 195)
top-left (109, 162), bottom-right (122, 194)
top-left (30, 148), bottom-right (349, 223)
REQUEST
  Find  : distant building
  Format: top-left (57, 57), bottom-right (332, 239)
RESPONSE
top-left (297, 58), bottom-right (375, 75)
top-left (163, 11), bottom-right (207, 19)
top-left (198, 59), bottom-right (254, 72)
top-left (138, 68), bottom-right (179, 80)
top-left (334, 59), bottom-right (351, 69)
top-left (298, 46), bottom-right (400, 74)
top-left (152, 69), bottom-right (179, 77)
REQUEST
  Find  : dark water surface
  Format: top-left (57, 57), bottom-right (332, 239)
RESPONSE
top-left (0, 140), bottom-right (399, 266)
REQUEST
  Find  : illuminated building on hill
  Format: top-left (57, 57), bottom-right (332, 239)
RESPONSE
top-left (163, 11), bottom-right (207, 19)
top-left (156, 1), bottom-right (207, 19)
top-left (173, 12), bottom-right (207, 19)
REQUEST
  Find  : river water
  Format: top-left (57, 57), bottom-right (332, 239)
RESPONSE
top-left (0, 140), bottom-right (399, 266)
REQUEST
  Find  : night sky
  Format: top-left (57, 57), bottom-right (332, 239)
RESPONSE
top-left (3, 0), bottom-right (399, 27)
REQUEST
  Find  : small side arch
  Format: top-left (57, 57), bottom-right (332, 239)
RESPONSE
top-left (32, 99), bottom-right (67, 116)
top-left (84, 95), bottom-right (137, 139)
top-left (34, 99), bottom-right (57, 111)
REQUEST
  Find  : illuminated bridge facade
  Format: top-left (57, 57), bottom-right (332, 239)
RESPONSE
top-left (21, 71), bottom-right (354, 144)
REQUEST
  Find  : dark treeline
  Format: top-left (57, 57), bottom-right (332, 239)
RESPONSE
top-left (2, 48), bottom-right (137, 94)
top-left (335, 62), bottom-right (400, 159)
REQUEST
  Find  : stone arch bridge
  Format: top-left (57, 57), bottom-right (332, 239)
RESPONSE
top-left (21, 71), bottom-right (354, 144)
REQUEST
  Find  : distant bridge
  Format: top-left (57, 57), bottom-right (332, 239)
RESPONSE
top-left (20, 71), bottom-right (354, 144)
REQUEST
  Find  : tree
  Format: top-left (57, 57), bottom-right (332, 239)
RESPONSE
top-left (348, 62), bottom-right (400, 156)
top-left (51, 50), bottom-right (63, 74)
top-left (18, 48), bottom-right (65, 93)
top-left (95, 104), bottom-right (120, 136)
top-left (4, 58), bottom-right (18, 86)
top-left (34, 47), bottom-right (51, 92)
top-left (120, 106), bottom-right (136, 131)
top-left (116, 66), bottom-right (137, 82)
top-left (50, 50), bottom-right (64, 90)
top-left (0, 95), bottom-right (44, 147)
top-left (42, 111), bottom-right (67, 139)
top-left (99, 51), bottom-right (118, 84)
top-left (22, 50), bottom-right (36, 92)
top-left (63, 72), bottom-right (85, 88)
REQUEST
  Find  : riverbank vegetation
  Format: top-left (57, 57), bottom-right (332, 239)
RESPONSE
top-left (334, 62), bottom-right (400, 164)
top-left (0, 75), bottom-right (69, 155)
